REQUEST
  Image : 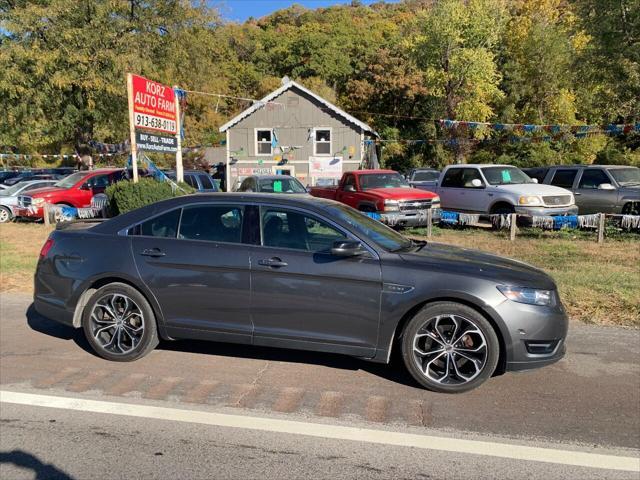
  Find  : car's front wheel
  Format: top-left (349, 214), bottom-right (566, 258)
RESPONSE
top-left (401, 302), bottom-right (499, 393)
top-left (0, 206), bottom-right (12, 223)
top-left (82, 283), bottom-right (159, 362)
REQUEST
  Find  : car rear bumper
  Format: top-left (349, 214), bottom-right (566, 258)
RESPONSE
top-left (514, 205), bottom-right (578, 216)
top-left (34, 294), bottom-right (75, 327)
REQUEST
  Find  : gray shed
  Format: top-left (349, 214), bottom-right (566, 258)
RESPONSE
top-left (219, 78), bottom-right (379, 191)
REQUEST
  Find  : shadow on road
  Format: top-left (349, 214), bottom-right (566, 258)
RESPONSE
top-left (25, 304), bottom-right (94, 356)
top-left (0, 450), bottom-right (74, 480)
top-left (25, 303), bottom-right (422, 389)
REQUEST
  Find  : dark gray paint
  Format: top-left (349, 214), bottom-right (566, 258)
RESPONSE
top-left (34, 193), bottom-right (568, 373)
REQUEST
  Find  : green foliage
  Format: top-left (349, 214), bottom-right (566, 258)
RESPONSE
top-left (1, 0), bottom-right (638, 172)
top-left (106, 178), bottom-right (194, 215)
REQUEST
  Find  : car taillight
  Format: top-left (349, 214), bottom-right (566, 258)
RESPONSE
top-left (39, 238), bottom-right (54, 258)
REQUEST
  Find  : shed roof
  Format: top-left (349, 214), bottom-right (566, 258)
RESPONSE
top-left (219, 80), bottom-right (378, 136)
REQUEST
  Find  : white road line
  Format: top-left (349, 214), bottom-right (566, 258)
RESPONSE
top-left (1, 390), bottom-right (638, 473)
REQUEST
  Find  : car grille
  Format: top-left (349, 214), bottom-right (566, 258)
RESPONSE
top-left (18, 195), bottom-right (32, 207)
top-left (398, 199), bottom-right (432, 211)
top-left (542, 195), bottom-right (572, 207)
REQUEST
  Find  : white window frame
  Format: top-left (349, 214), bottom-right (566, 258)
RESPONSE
top-left (313, 127), bottom-right (332, 156)
top-left (255, 128), bottom-right (273, 156)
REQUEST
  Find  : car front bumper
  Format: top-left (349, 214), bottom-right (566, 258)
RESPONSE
top-left (379, 208), bottom-right (441, 227)
top-left (13, 205), bottom-right (44, 219)
top-left (514, 205), bottom-right (578, 216)
top-left (494, 297), bottom-right (569, 372)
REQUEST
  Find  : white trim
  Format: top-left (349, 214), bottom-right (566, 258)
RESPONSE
top-left (254, 128), bottom-right (273, 156)
top-left (1, 391), bottom-right (638, 473)
top-left (313, 127), bottom-right (332, 156)
top-left (220, 81), bottom-right (378, 136)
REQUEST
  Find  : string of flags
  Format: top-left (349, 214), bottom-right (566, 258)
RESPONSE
top-left (438, 119), bottom-right (640, 136)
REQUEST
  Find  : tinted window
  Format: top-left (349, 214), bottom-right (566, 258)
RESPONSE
top-left (184, 174), bottom-right (199, 189)
top-left (550, 169), bottom-right (578, 189)
top-left (138, 209), bottom-right (181, 238)
top-left (523, 168), bottom-right (548, 183)
top-left (86, 174), bottom-right (110, 188)
top-left (459, 168), bottom-right (484, 188)
top-left (262, 208), bottom-right (347, 252)
top-left (412, 171), bottom-right (439, 181)
top-left (441, 168), bottom-right (464, 188)
top-left (578, 169), bottom-right (610, 189)
top-left (342, 174), bottom-right (356, 190)
top-left (179, 205), bottom-right (243, 243)
top-left (199, 174), bottom-right (215, 190)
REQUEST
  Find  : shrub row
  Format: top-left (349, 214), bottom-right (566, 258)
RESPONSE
top-left (106, 178), bottom-right (194, 215)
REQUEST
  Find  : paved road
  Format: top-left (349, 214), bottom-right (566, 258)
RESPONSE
top-left (1, 292), bottom-right (639, 478)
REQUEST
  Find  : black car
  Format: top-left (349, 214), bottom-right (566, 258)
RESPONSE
top-left (34, 194), bottom-right (568, 393)
top-left (524, 165), bottom-right (640, 214)
top-left (236, 175), bottom-right (308, 194)
top-left (165, 170), bottom-right (218, 193)
top-left (0, 170), bottom-right (21, 184)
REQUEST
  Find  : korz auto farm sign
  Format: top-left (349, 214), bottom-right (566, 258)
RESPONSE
top-left (131, 74), bottom-right (177, 135)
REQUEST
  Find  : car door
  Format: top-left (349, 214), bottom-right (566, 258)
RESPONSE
top-left (574, 168), bottom-right (618, 214)
top-left (249, 205), bottom-right (382, 356)
top-left (131, 203), bottom-right (253, 343)
top-left (336, 173), bottom-right (359, 208)
top-left (438, 168), bottom-right (465, 210)
top-left (459, 168), bottom-right (490, 212)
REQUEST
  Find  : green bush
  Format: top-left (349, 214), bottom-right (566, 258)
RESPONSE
top-left (106, 178), bottom-right (195, 215)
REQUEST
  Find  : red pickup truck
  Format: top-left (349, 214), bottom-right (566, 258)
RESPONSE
top-left (309, 169), bottom-right (440, 227)
top-left (15, 168), bottom-right (129, 220)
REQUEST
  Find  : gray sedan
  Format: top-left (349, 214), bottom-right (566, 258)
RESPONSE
top-left (34, 194), bottom-right (567, 393)
top-left (0, 179), bottom-right (58, 222)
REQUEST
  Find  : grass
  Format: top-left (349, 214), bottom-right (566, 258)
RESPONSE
top-left (0, 222), bottom-right (638, 327)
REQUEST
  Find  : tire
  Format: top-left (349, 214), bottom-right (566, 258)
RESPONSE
top-left (0, 206), bottom-right (12, 223)
top-left (82, 282), bottom-right (159, 362)
top-left (401, 302), bottom-right (499, 393)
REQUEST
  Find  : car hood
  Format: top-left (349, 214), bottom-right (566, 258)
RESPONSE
top-left (24, 186), bottom-right (66, 197)
top-left (365, 187), bottom-right (438, 200)
top-left (400, 242), bottom-right (556, 290)
top-left (492, 183), bottom-right (572, 196)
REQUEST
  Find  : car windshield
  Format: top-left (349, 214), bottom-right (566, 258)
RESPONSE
top-left (258, 177), bottom-right (306, 193)
top-left (481, 167), bottom-right (534, 185)
top-left (323, 203), bottom-right (414, 252)
top-left (0, 182), bottom-right (26, 196)
top-left (608, 167), bottom-right (640, 186)
top-left (360, 173), bottom-right (411, 190)
top-left (54, 171), bottom-right (89, 189)
top-left (412, 171), bottom-right (439, 181)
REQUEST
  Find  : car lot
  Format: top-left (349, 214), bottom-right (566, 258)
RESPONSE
top-left (1, 291), bottom-right (639, 478)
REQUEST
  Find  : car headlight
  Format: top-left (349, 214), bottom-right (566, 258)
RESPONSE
top-left (518, 195), bottom-right (542, 206)
top-left (497, 286), bottom-right (554, 306)
top-left (32, 197), bottom-right (45, 207)
top-left (384, 199), bottom-right (400, 212)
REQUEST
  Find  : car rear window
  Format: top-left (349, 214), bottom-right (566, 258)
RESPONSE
top-left (134, 209), bottom-right (181, 238)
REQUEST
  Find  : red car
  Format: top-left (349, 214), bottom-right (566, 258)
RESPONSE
top-left (309, 169), bottom-right (440, 227)
top-left (15, 168), bottom-right (129, 220)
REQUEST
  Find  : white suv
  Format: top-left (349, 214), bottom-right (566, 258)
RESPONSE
top-left (435, 164), bottom-right (578, 215)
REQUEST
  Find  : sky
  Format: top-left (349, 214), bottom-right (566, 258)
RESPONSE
top-left (214, 0), bottom-right (400, 22)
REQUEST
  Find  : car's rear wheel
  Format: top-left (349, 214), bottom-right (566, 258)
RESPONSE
top-left (401, 302), bottom-right (499, 393)
top-left (82, 283), bottom-right (158, 362)
top-left (0, 206), bottom-right (12, 223)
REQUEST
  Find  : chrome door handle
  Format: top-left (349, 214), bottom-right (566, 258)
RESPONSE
top-left (258, 257), bottom-right (288, 268)
top-left (140, 248), bottom-right (166, 257)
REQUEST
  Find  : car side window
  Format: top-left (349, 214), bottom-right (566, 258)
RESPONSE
top-left (441, 168), bottom-right (464, 188)
top-left (342, 174), bottom-right (356, 190)
top-left (184, 174), bottom-right (199, 189)
top-left (261, 208), bottom-right (347, 253)
top-left (550, 169), bottom-right (577, 189)
top-left (179, 205), bottom-right (243, 244)
top-left (199, 174), bottom-right (215, 190)
top-left (134, 209), bottom-right (181, 238)
top-left (460, 168), bottom-right (483, 188)
top-left (578, 169), bottom-right (610, 189)
top-left (86, 174), bottom-right (110, 188)
top-left (239, 178), bottom-right (250, 191)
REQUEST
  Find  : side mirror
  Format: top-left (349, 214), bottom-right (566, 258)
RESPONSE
top-left (80, 183), bottom-right (91, 190)
top-left (531, 178), bottom-right (539, 183)
top-left (471, 179), bottom-right (484, 188)
top-left (343, 184), bottom-right (356, 192)
top-left (331, 240), bottom-right (366, 257)
top-left (598, 183), bottom-right (615, 190)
